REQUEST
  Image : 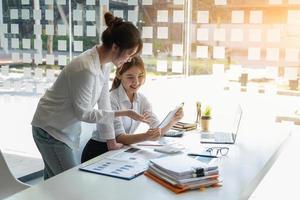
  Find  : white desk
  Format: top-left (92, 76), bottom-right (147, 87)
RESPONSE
top-left (250, 130), bottom-right (300, 199)
top-left (5, 123), bottom-right (289, 200)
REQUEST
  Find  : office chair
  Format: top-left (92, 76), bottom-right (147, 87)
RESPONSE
top-left (0, 149), bottom-right (30, 199)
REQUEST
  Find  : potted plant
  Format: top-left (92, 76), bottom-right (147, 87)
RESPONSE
top-left (201, 106), bottom-right (211, 132)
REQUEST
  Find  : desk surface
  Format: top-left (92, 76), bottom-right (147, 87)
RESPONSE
top-left (6, 124), bottom-right (289, 200)
top-left (250, 130), bottom-right (300, 199)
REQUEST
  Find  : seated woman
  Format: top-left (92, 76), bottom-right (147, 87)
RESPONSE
top-left (81, 56), bottom-right (183, 163)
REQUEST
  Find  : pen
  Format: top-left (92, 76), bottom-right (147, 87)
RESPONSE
top-left (137, 144), bottom-right (163, 146)
top-left (187, 153), bottom-right (218, 158)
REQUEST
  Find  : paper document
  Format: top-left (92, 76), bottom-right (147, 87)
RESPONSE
top-left (158, 103), bottom-right (184, 128)
top-left (80, 148), bottom-right (160, 180)
top-left (80, 158), bottom-right (147, 180)
top-left (108, 147), bottom-right (162, 163)
top-left (154, 145), bottom-right (185, 154)
top-left (136, 137), bottom-right (177, 147)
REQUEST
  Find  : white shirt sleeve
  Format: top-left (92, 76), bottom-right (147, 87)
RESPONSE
top-left (96, 80), bottom-right (116, 140)
top-left (67, 69), bottom-right (115, 124)
top-left (141, 96), bottom-right (160, 128)
top-left (110, 97), bottom-right (126, 137)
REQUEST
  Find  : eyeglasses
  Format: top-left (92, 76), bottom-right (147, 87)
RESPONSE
top-left (206, 147), bottom-right (229, 157)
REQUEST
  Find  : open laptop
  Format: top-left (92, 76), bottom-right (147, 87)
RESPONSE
top-left (200, 105), bottom-right (242, 144)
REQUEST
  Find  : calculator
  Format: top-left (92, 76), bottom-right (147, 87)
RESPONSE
top-left (163, 131), bottom-right (184, 137)
top-left (154, 146), bottom-right (183, 154)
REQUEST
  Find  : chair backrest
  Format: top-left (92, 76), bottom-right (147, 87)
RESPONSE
top-left (0, 149), bottom-right (30, 199)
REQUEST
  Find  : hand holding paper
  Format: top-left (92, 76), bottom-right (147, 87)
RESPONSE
top-left (146, 128), bottom-right (161, 141)
top-left (158, 103), bottom-right (184, 129)
top-left (172, 107), bottom-right (184, 123)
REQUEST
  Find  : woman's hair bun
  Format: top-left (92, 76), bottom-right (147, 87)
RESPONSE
top-left (104, 12), bottom-right (123, 27)
top-left (104, 12), bottom-right (115, 27)
top-left (101, 12), bottom-right (141, 53)
top-left (112, 17), bottom-right (123, 26)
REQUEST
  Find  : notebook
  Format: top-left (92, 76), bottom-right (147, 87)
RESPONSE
top-left (200, 105), bottom-right (242, 144)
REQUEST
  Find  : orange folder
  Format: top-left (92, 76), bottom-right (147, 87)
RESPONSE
top-left (144, 171), bottom-right (187, 194)
top-left (144, 172), bottom-right (220, 194)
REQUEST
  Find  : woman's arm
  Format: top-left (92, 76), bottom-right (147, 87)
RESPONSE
top-left (116, 132), bottom-right (149, 145)
top-left (115, 110), bottom-right (149, 123)
top-left (116, 128), bottom-right (161, 145)
top-left (96, 79), bottom-right (115, 140)
top-left (110, 94), bottom-right (152, 144)
top-left (68, 69), bottom-right (115, 124)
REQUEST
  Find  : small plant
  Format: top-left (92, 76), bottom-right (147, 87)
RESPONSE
top-left (201, 106), bottom-right (211, 131)
top-left (201, 106), bottom-right (211, 120)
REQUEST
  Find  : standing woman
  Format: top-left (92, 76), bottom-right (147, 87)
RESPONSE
top-left (31, 12), bottom-right (146, 179)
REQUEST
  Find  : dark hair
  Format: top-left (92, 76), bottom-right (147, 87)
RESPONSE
top-left (102, 12), bottom-right (142, 56)
top-left (110, 56), bottom-right (146, 91)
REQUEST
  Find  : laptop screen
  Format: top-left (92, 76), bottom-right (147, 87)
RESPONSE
top-left (231, 105), bottom-right (243, 140)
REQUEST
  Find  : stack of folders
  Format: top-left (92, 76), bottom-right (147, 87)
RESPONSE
top-left (172, 122), bottom-right (197, 131)
top-left (144, 155), bottom-right (220, 194)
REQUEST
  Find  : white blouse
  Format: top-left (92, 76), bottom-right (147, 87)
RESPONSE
top-left (32, 46), bottom-right (115, 149)
top-left (92, 84), bottom-right (160, 142)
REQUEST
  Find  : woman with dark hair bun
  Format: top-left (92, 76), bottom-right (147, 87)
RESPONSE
top-left (102, 12), bottom-right (143, 58)
top-left (31, 12), bottom-right (146, 179)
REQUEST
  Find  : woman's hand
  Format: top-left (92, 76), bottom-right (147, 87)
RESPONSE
top-left (142, 112), bottom-right (152, 125)
top-left (126, 110), bottom-right (150, 123)
top-left (106, 139), bottom-right (123, 150)
top-left (172, 107), bottom-right (184, 123)
top-left (146, 128), bottom-right (161, 141)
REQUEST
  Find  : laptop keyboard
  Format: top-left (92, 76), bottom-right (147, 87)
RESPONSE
top-left (214, 132), bottom-right (233, 142)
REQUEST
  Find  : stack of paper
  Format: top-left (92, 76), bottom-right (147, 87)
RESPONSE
top-left (172, 121), bottom-right (197, 131)
top-left (145, 155), bottom-right (220, 193)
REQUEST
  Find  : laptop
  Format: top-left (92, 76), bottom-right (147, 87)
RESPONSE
top-left (200, 105), bottom-right (243, 144)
